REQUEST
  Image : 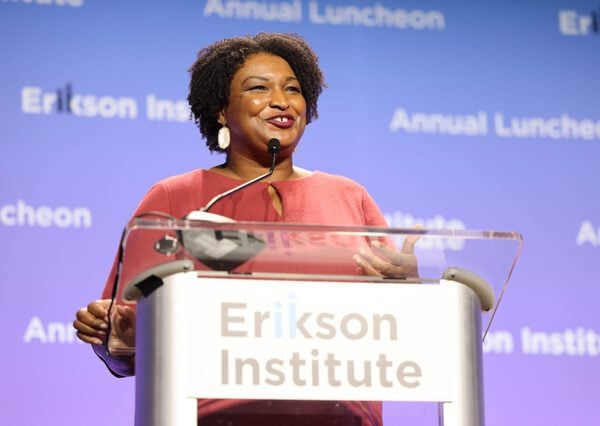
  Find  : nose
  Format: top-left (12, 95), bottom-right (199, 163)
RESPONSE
top-left (269, 88), bottom-right (289, 110)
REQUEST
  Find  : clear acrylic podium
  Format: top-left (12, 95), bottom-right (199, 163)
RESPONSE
top-left (108, 217), bottom-right (522, 426)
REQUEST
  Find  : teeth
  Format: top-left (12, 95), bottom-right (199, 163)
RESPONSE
top-left (276, 117), bottom-right (289, 122)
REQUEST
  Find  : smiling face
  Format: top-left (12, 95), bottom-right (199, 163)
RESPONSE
top-left (219, 53), bottom-right (307, 162)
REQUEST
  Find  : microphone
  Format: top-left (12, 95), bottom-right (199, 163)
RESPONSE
top-left (199, 138), bottom-right (281, 213)
top-left (177, 138), bottom-right (281, 271)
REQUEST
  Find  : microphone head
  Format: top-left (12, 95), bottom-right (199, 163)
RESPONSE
top-left (267, 138), bottom-right (281, 155)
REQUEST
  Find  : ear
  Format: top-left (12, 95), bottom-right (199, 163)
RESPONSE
top-left (217, 109), bottom-right (226, 126)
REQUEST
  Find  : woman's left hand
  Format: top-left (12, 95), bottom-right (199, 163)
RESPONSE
top-left (353, 234), bottom-right (420, 279)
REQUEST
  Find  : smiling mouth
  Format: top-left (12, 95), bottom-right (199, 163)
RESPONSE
top-left (267, 116), bottom-right (295, 128)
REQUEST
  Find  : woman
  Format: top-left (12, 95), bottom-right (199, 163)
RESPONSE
top-left (74, 33), bottom-right (418, 426)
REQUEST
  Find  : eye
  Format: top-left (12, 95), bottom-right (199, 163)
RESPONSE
top-left (248, 85), bottom-right (268, 91)
top-left (286, 85), bottom-right (302, 94)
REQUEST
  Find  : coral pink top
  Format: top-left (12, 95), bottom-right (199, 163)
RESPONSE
top-left (101, 169), bottom-right (388, 425)
top-left (124, 169), bottom-right (387, 225)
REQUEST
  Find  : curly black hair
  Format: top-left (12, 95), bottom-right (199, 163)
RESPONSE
top-left (188, 33), bottom-right (326, 152)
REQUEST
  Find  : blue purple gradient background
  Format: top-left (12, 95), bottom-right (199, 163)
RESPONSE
top-left (1, 1), bottom-right (599, 425)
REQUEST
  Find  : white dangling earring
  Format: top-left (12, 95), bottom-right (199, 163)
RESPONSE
top-left (217, 126), bottom-right (230, 150)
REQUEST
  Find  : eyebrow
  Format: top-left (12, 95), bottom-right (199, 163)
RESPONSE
top-left (241, 75), bottom-right (299, 84)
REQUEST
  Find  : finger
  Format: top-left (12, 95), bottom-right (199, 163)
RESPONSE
top-left (76, 331), bottom-right (104, 346)
top-left (76, 308), bottom-right (108, 330)
top-left (371, 239), bottom-right (418, 265)
top-left (353, 254), bottom-right (383, 277)
top-left (370, 240), bottom-right (401, 262)
top-left (117, 305), bottom-right (136, 319)
top-left (114, 307), bottom-right (135, 332)
top-left (401, 235), bottom-right (419, 255)
top-left (358, 249), bottom-right (408, 277)
top-left (115, 305), bottom-right (136, 327)
top-left (358, 247), bottom-right (394, 272)
top-left (386, 251), bottom-right (417, 268)
top-left (74, 321), bottom-right (106, 345)
top-left (401, 225), bottom-right (424, 254)
top-left (113, 305), bottom-right (137, 346)
top-left (361, 247), bottom-right (418, 278)
top-left (87, 300), bottom-right (110, 322)
top-left (357, 254), bottom-right (416, 279)
top-left (73, 319), bottom-right (107, 338)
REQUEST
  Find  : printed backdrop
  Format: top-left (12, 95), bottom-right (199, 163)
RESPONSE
top-left (1, 1), bottom-right (599, 425)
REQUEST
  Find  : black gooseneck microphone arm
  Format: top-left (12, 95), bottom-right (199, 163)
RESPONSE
top-left (201, 138), bottom-right (281, 213)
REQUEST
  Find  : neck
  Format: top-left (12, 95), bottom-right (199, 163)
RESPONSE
top-left (222, 151), bottom-right (294, 182)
